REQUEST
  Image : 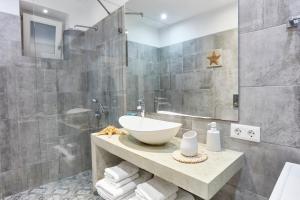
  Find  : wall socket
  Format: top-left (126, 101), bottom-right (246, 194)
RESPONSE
top-left (230, 123), bottom-right (260, 142)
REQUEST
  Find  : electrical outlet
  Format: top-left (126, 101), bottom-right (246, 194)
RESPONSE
top-left (230, 123), bottom-right (260, 142)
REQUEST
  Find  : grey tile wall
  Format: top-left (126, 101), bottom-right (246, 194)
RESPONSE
top-left (147, 0), bottom-right (300, 199)
top-left (0, 7), bottom-right (126, 198)
top-left (240, 0), bottom-right (300, 33)
top-left (127, 41), bottom-right (160, 112)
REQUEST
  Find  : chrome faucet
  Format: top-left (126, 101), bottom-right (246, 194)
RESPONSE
top-left (137, 98), bottom-right (145, 117)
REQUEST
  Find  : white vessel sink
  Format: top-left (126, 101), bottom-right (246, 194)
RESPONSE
top-left (119, 115), bottom-right (182, 145)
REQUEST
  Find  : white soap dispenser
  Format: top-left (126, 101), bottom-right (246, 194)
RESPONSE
top-left (206, 122), bottom-right (221, 152)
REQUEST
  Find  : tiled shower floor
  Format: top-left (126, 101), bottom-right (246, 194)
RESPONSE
top-left (5, 171), bottom-right (103, 200)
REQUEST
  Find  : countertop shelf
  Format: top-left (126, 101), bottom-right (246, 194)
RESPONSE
top-left (91, 134), bottom-right (244, 200)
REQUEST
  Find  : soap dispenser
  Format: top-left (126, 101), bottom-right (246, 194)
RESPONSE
top-left (206, 122), bottom-right (221, 152)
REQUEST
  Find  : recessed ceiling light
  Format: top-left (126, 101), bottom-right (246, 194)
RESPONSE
top-left (43, 9), bottom-right (48, 14)
top-left (160, 13), bottom-right (167, 20)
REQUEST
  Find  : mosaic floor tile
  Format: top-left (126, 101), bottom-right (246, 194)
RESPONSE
top-left (4, 171), bottom-right (103, 200)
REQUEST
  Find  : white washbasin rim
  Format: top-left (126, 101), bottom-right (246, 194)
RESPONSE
top-left (119, 116), bottom-right (182, 132)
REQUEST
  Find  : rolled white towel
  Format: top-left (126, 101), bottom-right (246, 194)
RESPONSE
top-left (96, 170), bottom-right (153, 200)
top-left (106, 173), bottom-right (139, 188)
top-left (176, 189), bottom-right (195, 200)
top-left (136, 176), bottom-right (178, 200)
top-left (105, 161), bottom-right (139, 182)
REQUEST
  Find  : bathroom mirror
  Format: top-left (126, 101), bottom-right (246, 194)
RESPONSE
top-left (125, 0), bottom-right (239, 121)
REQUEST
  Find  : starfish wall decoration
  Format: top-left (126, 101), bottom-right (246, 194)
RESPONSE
top-left (207, 49), bottom-right (223, 68)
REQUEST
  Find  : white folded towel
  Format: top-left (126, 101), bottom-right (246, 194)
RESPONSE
top-left (106, 173), bottom-right (139, 188)
top-left (136, 176), bottom-right (178, 200)
top-left (130, 189), bottom-right (194, 200)
top-left (96, 170), bottom-right (153, 200)
top-left (136, 191), bottom-right (177, 200)
top-left (128, 196), bottom-right (140, 200)
top-left (98, 188), bottom-right (134, 200)
top-left (96, 179), bottom-right (136, 200)
top-left (105, 161), bottom-right (139, 182)
top-left (125, 193), bottom-right (137, 200)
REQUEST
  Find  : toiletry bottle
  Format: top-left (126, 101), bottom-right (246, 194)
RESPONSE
top-left (206, 122), bottom-right (221, 152)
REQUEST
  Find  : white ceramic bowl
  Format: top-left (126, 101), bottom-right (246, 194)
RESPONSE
top-left (119, 115), bottom-right (182, 145)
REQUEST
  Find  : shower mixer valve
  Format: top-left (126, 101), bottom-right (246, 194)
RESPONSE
top-left (288, 15), bottom-right (300, 28)
top-left (91, 98), bottom-right (107, 119)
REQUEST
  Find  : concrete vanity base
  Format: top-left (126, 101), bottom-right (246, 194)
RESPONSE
top-left (91, 134), bottom-right (244, 200)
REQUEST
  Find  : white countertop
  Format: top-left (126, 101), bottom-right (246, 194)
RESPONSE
top-left (270, 162), bottom-right (300, 200)
top-left (91, 134), bottom-right (244, 200)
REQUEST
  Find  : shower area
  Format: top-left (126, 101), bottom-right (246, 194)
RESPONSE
top-left (0, 0), bottom-right (126, 198)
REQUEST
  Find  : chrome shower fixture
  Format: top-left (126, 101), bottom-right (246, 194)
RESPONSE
top-left (288, 15), bottom-right (300, 28)
top-left (96, 0), bottom-right (111, 15)
top-left (74, 25), bottom-right (98, 31)
top-left (125, 12), bottom-right (144, 18)
top-left (91, 98), bottom-right (106, 114)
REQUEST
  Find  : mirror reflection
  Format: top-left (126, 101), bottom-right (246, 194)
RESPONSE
top-left (125, 0), bottom-right (239, 121)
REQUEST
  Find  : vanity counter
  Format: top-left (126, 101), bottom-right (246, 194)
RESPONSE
top-left (91, 134), bottom-right (244, 200)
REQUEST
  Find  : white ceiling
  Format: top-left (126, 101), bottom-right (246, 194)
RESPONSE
top-left (125, 0), bottom-right (237, 28)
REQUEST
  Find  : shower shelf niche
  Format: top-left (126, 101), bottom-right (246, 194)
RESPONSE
top-left (91, 134), bottom-right (244, 200)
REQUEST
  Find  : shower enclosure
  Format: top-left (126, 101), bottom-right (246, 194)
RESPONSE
top-left (0, 0), bottom-right (126, 197)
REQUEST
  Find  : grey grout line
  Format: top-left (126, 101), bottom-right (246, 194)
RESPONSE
top-left (240, 85), bottom-right (300, 88)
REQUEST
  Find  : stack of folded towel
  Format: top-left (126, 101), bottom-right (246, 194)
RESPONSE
top-left (130, 176), bottom-right (195, 200)
top-left (134, 176), bottom-right (178, 200)
top-left (95, 161), bottom-right (152, 200)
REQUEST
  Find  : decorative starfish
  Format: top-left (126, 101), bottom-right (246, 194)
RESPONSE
top-left (95, 125), bottom-right (127, 137)
top-left (207, 51), bottom-right (221, 66)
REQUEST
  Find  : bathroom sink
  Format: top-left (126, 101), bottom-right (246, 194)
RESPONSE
top-left (119, 116), bottom-right (182, 145)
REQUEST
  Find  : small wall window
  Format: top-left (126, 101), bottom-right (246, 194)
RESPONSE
top-left (23, 13), bottom-right (63, 59)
